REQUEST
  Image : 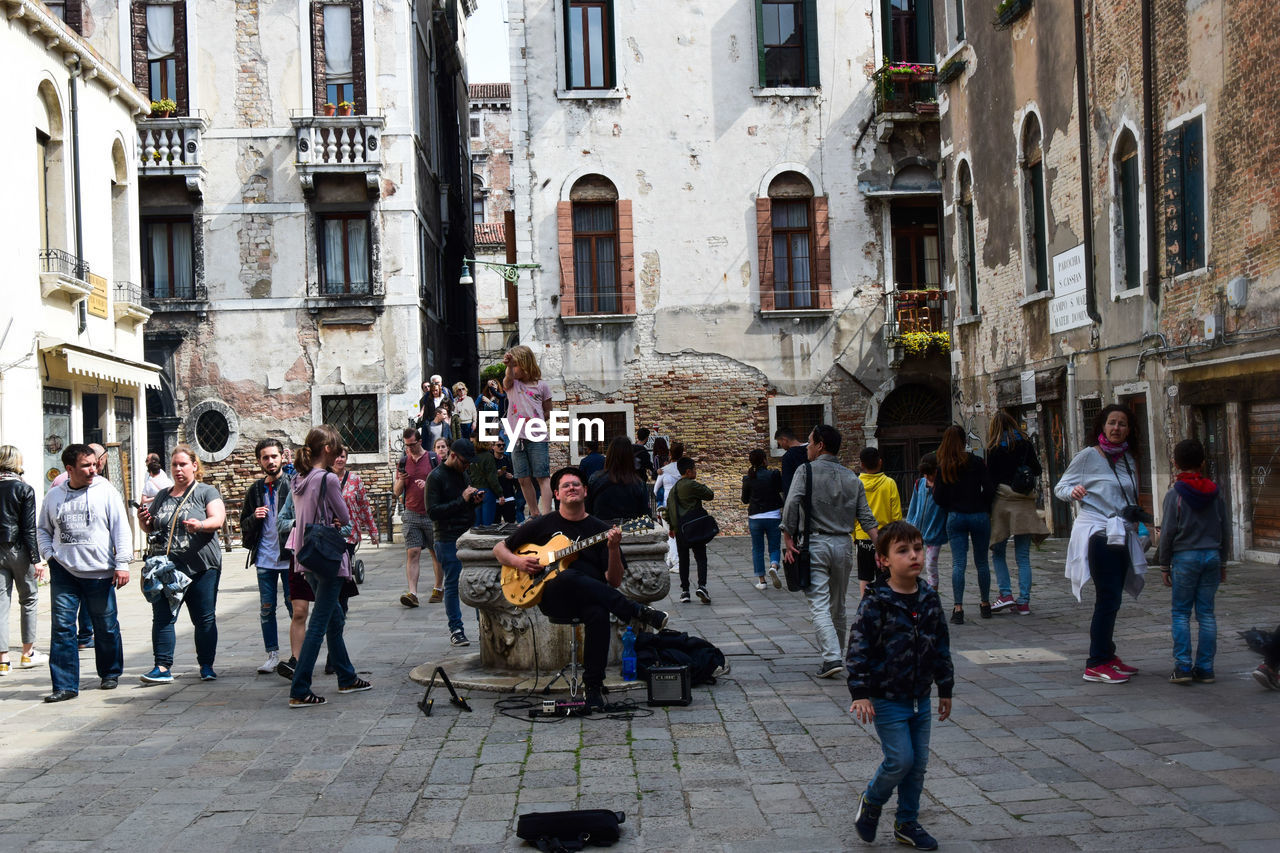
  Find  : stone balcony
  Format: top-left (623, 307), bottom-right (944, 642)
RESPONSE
top-left (136, 116), bottom-right (207, 196)
top-left (39, 248), bottom-right (93, 300)
top-left (113, 281), bottom-right (152, 326)
top-left (291, 115), bottom-right (385, 196)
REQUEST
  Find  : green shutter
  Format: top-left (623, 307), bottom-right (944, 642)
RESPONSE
top-left (563, 0), bottom-right (574, 90)
top-left (1030, 162), bottom-right (1048, 292)
top-left (755, 0), bottom-right (767, 87)
top-left (881, 0), bottom-right (894, 63)
top-left (1162, 129), bottom-right (1184, 276)
top-left (1182, 117), bottom-right (1204, 270)
top-left (916, 0), bottom-right (935, 63)
top-left (1121, 154), bottom-right (1141, 290)
top-left (605, 0), bottom-right (617, 89)
top-left (803, 0), bottom-right (820, 86)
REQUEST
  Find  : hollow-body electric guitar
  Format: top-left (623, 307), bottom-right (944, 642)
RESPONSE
top-left (500, 517), bottom-right (654, 608)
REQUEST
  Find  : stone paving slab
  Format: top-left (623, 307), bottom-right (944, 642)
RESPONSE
top-left (0, 535), bottom-right (1277, 850)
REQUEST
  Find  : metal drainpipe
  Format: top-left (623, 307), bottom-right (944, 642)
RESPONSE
top-left (1141, 0), bottom-right (1159, 305)
top-left (69, 58), bottom-right (85, 281)
top-left (1072, 0), bottom-right (1102, 323)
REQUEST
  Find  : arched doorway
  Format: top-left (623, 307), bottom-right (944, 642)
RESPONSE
top-left (876, 383), bottom-right (950, 498)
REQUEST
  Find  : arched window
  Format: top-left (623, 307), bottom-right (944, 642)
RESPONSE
top-left (472, 175), bottom-right (486, 226)
top-left (1112, 128), bottom-right (1142, 294)
top-left (568, 175), bottom-right (620, 314)
top-left (757, 170), bottom-right (831, 311)
top-left (35, 81), bottom-right (68, 262)
top-left (1020, 113), bottom-right (1049, 293)
top-left (957, 160), bottom-right (978, 315)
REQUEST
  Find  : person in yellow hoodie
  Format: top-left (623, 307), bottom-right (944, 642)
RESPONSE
top-left (856, 447), bottom-right (903, 597)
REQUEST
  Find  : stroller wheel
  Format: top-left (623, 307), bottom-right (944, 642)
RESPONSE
top-left (353, 559), bottom-right (365, 584)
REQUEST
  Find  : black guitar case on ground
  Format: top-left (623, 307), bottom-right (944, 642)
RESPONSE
top-left (516, 809), bottom-right (625, 851)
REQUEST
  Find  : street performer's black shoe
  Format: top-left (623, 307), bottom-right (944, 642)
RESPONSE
top-left (637, 606), bottom-right (669, 631)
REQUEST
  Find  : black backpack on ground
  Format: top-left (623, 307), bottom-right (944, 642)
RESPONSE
top-left (516, 809), bottom-right (625, 851)
top-left (634, 629), bottom-right (726, 686)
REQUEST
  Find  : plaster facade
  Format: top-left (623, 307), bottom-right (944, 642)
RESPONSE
top-left (507, 0), bottom-right (951, 531)
top-left (469, 82), bottom-right (517, 367)
top-left (0, 1), bottom-right (154, 510)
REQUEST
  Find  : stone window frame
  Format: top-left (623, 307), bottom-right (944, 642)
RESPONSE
top-left (756, 164), bottom-right (832, 314)
top-left (311, 383), bottom-right (388, 464)
top-left (140, 209), bottom-right (204, 300)
top-left (1108, 120), bottom-right (1149, 301)
top-left (131, 1), bottom-right (190, 115)
top-left (566, 402), bottom-right (633, 463)
top-left (47, 1), bottom-right (84, 34)
top-left (557, 170), bottom-right (634, 318)
top-left (954, 155), bottom-right (980, 320)
top-left (561, 0), bottom-right (616, 92)
top-left (310, 0), bottom-right (368, 116)
top-left (755, 0), bottom-right (821, 89)
top-left (1017, 106), bottom-right (1050, 296)
top-left (185, 399), bottom-right (239, 464)
top-left (307, 199), bottom-right (382, 300)
top-left (768, 396), bottom-right (832, 458)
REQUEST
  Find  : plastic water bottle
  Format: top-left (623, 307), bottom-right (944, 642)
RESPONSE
top-left (621, 626), bottom-right (637, 681)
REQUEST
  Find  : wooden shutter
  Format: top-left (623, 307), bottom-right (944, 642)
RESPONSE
top-left (351, 0), bottom-right (367, 114)
top-left (813, 196), bottom-right (831, 308)
top-left (1247, 402), bottom-right (1280, 550)
top-left (880, 0), bottom-right (894, 63)
top-left (803, 0), bottom-right (820, 86)
top-left (558, 201), bottom-right (576, 316)
top-left (618, 200), bottom-right (634, 313)
top-left (915, 0), bottom-right (934, 63)
top-left (311, 1), bottom-right (327, 113)
top-left (563, 1), bottom-right (574, 90)
top-left (174, 1), bottom-right (189, 115)
top-left (604, 1), bottom-right (617, 89)
top-left (131, 1), bottom-right (148, 98)
top-left (1162, 128), bottom-right (1184, 277)
top-left (1182, 117), bottom-right (1204, 270)
top-left (757, 197), bottom-right (774, 311)
top-left (755, 0), bottom-right (767, 87)
top-left (504, 210), bottom-right (518, 323)
top-left (65, 0), bottom-right (83, 34)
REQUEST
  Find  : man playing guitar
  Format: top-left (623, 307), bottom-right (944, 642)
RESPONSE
top-left (493, 466), bottom-right (669, 711)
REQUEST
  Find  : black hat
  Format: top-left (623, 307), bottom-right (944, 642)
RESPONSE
top-left (450, 438), bottom-right (477, 462)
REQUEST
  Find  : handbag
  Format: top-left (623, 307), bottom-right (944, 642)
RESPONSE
top-left (516, 809), bottom-right (625, 851)
top-left (674, 480), bottom-right (719, 545)
top-left (782, 463), bottom-right (813, 592)
top-left (296, 472), bottom-right (346, 579)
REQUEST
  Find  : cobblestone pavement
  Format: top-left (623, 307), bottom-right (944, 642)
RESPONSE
top-left (1, 535), bottom-right (1278, 852)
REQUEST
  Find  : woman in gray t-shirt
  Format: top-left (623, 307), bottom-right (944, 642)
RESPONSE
top-left (136, 445), bottom-right (226, 685)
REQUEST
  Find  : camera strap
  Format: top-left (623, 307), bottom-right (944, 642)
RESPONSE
top-left (1107, 455), bottom-right (1139, 509)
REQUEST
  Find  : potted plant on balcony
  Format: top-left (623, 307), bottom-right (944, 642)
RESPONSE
top-left (996, 0), bottom-right (1033, 28)
top-left (323, 102), bottom-right (337, 116)
top-left (150, 98), bottom-right (177, 118)
top-left (338, 100), bottom-right (355, 116)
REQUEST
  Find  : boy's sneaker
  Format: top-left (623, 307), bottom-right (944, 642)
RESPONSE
top-left (140, 666), bottom-right (174, 685)
top-left (979, 602), bottom-right (992, 619)
top-left (1192, 667), bottom-right (1215, 683)
top-left (1252, 663), bottom-right (1280, 690)
top-left (1108, 657), bottom-right (1139, 676)
top-left (1082, 663), bottom-right (1129, 684)
top-left (1169, 667), bottom-right (1193, 684)
top-left (817, 660), bottom-right (843, 678)
top-left (853, 793), bottom-right (881, 842)
top-left (1015, 603), bottom-right (1031, 615)
top-left (894, 821), bottom-right (939, 851)
top-left (450, 630), bottom-right (470, 647)
top-left (695, 586), bottom-right (711, 604)
top-left (679, 591), bottom-right (691, 603)
top-left (19, 650), bottom-right (48, 668)
top-left (991, 594), bottom-right (1016, 612)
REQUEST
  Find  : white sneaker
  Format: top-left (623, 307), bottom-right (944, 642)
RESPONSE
top-left (767, 563), bottom-right (783, 589)
top-left (258, 651), bottom-right (280, 674)
top-left (19, 650), bottom-right (48, 668)
top-left (753, 579), bottom-right (767, 591)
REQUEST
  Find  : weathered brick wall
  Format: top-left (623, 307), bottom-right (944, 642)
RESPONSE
top-left (235, 0), bottom-right (271, 127)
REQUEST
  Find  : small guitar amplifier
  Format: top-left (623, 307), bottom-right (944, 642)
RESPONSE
top-left (646, 665), bottom-right (692, 707)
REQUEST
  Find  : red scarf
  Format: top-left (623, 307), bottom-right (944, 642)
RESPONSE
top-left (1175, 471), bottom-right (1217, 494)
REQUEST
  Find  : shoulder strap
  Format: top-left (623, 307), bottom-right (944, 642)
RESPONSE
top-left (802, 462), bottom-right (813, 540)
top-left (162, 487), bottom-right (196, 557)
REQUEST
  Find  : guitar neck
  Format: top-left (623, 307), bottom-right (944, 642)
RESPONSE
top-left (549, 530), bottom-right (610, 563)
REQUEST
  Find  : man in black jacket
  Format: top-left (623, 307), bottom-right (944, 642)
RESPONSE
top-left (427, 438), bottom-right (484, 647)
top-left (239, 439), bottom-right (293, 674)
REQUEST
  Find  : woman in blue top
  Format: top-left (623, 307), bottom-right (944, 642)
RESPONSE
top-left (741, 449), bottom-right (784, 591)
top-left (905, 452), bottom-right (947, 589)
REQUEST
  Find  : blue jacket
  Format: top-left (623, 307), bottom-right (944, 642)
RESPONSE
top-left (906, 478), bottom-right (948, 546)
top-left (847, 580), bottom-right (954, 702)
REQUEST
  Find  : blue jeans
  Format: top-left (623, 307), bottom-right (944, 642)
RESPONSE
top-left (77, 605), bottom-right (93, 645)
top-left (257, 568), bottom-right (292, 652)
top-left (990, 534), bottom-right (1031, 603)
top-left (864, 697), bottom-right (932, 823)
top-left (290, 571), bottom-right (357, 698)
top-left (48, 559), bottom-right (123, 692)
top-left (475, 490), bottom-right (498, 526)
top-left (150, 567), bottom-right (220, 668)
top-left (748, 517), bottom-right (781, 578)
top-left (1170, 548), bottom-right (1220, 672)
top-left (434, 540), bottom-right (464, 633)
top-left (947, 511), bottom-right (991, 607)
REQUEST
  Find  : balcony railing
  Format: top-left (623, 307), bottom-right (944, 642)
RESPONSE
top-left (873, 63), bottom-right (939, 117)
top-left (39, 248), bottom-right (93, 299)
top-left (142, 281), bottom-right (208, 313)
top-left (113, 281), bottom-right (152, 324)
top-left (883, 288), bottom-right (950, 344)
top-left (291, 114), bottom-right (386, 195)
top-left (137, 116), bottom-right (206, 193)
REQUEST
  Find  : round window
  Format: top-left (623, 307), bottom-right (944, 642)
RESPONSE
top-left (196, 410), bottom-right (231, 456)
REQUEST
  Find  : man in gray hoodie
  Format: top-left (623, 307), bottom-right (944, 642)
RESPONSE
top-left (36, 444), bottom-right (132, 702)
